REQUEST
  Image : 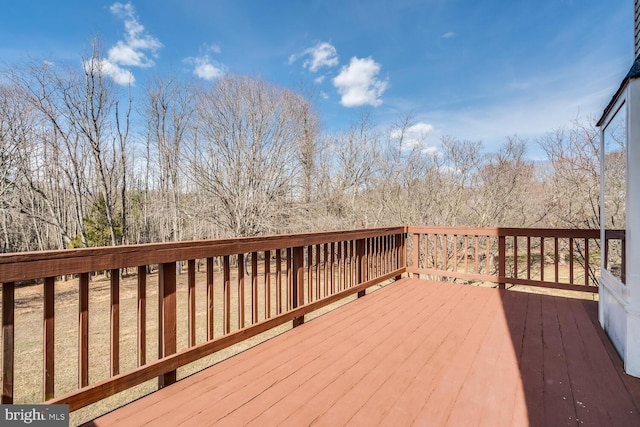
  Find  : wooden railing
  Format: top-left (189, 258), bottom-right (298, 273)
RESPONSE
top-left (0, 227), bottom-right (406, 411)
top-left (0, 225), bottom-right (625, 415)
top-left (407, 227), bottom-right (625, 293)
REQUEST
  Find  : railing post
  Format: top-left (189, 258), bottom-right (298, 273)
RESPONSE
top-left (356, 239), bottom-right (366, 298)
top-left (158, 262), bottom-right (177, 388)
top-left (2, 282), bottom-right (14, 404)
top-left (44, 277), bottom-right (55, 400)
top-left (498, 235), bottom-right (506, 290)
top-left (292, 246), bottom-right (305, 327)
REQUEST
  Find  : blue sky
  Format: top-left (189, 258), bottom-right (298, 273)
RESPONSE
top-left (0, 0), bottom-right (634, 157)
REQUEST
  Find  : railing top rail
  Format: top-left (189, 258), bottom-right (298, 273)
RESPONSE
top-left (0, 227), bottom-right (406, 283)
top-left (407, 226), bottom-right (624, 239)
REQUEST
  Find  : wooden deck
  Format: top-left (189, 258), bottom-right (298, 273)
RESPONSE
top-left (85, 278), bottom-right (640, 426)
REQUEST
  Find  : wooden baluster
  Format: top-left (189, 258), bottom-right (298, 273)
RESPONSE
top-left (252, 252), bottom-right (258, 324)
top-left (464, 235), bottom-right (468, 273)
top-left (527, 236), bottom-right (531, 280)
top-left (223, 256), bottom-right (231, 334)
top-left (540, 238), bottom-right (545, 282)
top-left (79, 273), bottom-right (89, 387)
top-left (238, 254), bottom-right (245, 329)
top-left (158, 262), bottom-right (176, 388)
top-left (330, 243), bottom-right (335, 295)
top-left (206, 258), bottom-right (214, 340)
top-left (1, 281), bottom-right (14, 403)
top-left (188, 260), bottom-right (196, 347)
top-left (474, 235), bottom-right (479, 274)
top-left (569, 238), bottom-right (574, 285)
top-left (498, 236), bottom-right (506, 290)
top-left (137, 266), bottom-right (147, 366)
top-left (110, 270), bottom-right (119, 377)
top-left (513, 237), bottom-right (518, 279)
top-left (287, 248), bottom-right (292, 310)
top-left (307, 246), bottom-right (313, 301)
top-left (453, 235), bottom-right (458, 272)
top-left (44, 277), bottom-right (55, 400)
top-left (554, 238), bottom-right (559, 283)
top-left (485, 236), bottom-right (490, 274)
top-left (275, 250), bottom-right (282, 314)
top-left (584, 238), bottom-right (590, 286)
top-left (264, 250), bottom-right (271, 319)
top-left (412, 233), bottom-right (419, 277)
top-left (323, 244), bottom-right (329, 298)
top-left (292, 246), bottom-right (305, 327)
top-left (315, 244), bottom-right (321, 300)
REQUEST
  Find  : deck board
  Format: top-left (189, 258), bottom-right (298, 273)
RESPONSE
top-left (86, 278), bottom-right (640, 427)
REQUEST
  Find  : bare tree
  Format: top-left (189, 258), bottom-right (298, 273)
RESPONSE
top-left (190, 75), bottom-right (314, 237)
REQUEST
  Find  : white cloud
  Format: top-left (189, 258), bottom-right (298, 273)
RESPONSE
top-left (332, 57), bottom-right (388, 107)
top-left (302, 42), bottom-right (339, 72)
top-left (185, 55), bottom-right (223, 81)
top-left (101, 2), bottom-right (162, 84)
top-left (314, 75), bottom-right (325, 84)
top-left (84, 57), bottom-right (134, 85)
top-left (390, 122), bottom-right (434, 150)
top-left (441, 32), bottom-right (456, 39)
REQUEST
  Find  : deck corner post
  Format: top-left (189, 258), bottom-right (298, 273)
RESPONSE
top-left (292, 246), bottom-right (305, 327)
top-left (158, 261), bottom-right (177, 388)
top-left (498, 235), bottom-right (506, 290)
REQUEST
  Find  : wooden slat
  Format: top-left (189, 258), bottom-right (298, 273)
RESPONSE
top-left (252, 252), bottom-right (258, 324)
top-left (425, 234), bottom-right (430, 271)
top-left (206, 258), bottom-right (214, 341)
top-left (453, 235), bottom-right (458, 272)
top-left (307, 246), bottom-right (313, 301)
top-left (223, 256), bottom-right (231, 334)
top-left (287, 248), bottom-right (292, 310)
top-left (159, 262), bottom-right (177, 388)
top-left (315, 244), bottom-right (321, 301)
top-left (137, 266), bottom-right (147, 366)
top-left (498, 236), bottom-right (505, 290)
top-left (540, 238), bottom-right (545, 282)
top-left (527, 236), bottom-right (531, 280)
top-left (584, 238), bottom-right (590, 286)
top-left (464, 235), bottom-right (468, 273)
top-left (434, 234), bottom-right (438, 271)
top-left (554, 238), bottom-right (559, 283)
top-left (110, 269), bottom-right (120, 377)
top-left (188, 260), bottom-right (196, 347)
top-left (513, 236), bottom-right (518, 279)
top-left (264, 250), bottom-right (271, 319)
top-left (323, 244), bottom-right (329, 298)
top-left (79, 272), bottom-right (89, 387)
top-left (485, 236), bottom-right (490, 273)
top-left (44, 276), bottom-right (55, 400)
top-left (474, 235), bottom-right (479, 274)
top-left (276, 250), bottom-right (282, 314)
top-left (238, 254), bottom-right (245, 329)
top-left (330, 243), bottom-right (335, 295)
top-left (1, 281), bottom-right (14, 404)
top-left (569, 238), bottom-right (574, 285)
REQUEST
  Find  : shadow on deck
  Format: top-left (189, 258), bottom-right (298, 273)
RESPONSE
top-left (85, 278), bottom-right (640, 426)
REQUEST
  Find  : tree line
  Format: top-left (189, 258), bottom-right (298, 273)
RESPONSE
top-left (0, 43), bottom-right (623, 253)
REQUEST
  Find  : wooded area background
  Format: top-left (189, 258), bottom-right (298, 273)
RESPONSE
top-left (0, 42), bottom-right (626, 253)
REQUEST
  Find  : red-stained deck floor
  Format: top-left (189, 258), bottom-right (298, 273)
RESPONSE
top-left (86, 278), bottom-right (640, 426)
